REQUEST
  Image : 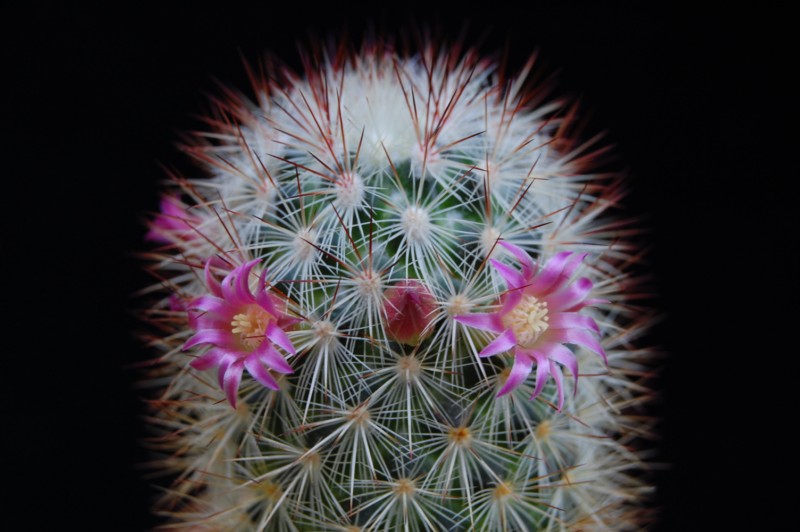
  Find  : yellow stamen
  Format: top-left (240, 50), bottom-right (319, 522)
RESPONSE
top-left (230, 305), bottom-right (273, 350)
top-left (502, 294), bottom-right (549, 348)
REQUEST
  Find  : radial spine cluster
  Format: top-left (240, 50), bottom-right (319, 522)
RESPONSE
top-left (142, 40), bottom-right (655, 530)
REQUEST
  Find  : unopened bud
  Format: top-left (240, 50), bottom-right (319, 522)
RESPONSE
top-left (383, 280), bottom-right (439, 345)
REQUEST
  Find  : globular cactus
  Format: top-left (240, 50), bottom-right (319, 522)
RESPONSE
top-left (141, 38), bottom-right (655, 531)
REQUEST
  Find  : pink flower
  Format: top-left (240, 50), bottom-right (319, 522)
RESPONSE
top-left (455, 242), bottom-right (606, 410)
top-left (146, 195), bottom-right (200, 244)
top-left (183, 259), bottom-right (298, 407)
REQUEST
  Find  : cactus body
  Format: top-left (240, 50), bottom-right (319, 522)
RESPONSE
top-left (142, 41), bottom-right (654, 530)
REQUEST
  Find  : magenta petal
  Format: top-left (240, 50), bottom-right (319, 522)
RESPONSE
top-left (244, 356), bottom-right (280, 390)
top-left (479, 328), bottom-right (517, 358)
top-left (280, 315), bottom-right (302, 329)
top-left (237, 260), bottom-right (259, 300)
top-left (454, 312), bottom-right (504, 333)
top-left (187, 295), bottom-right (227, 315)
top-left (530, 352), bottom-right (552, 399)
top-left (145, 226), bottom-right (169, 243)
top-left (257, 344), bottom-right (294, 374)
top-left (221, 263), bottom-right (250, 305)
top-left (546, 252), bottom-right (588, 295)
top-left (547, 277), bottom-right (593, 311)
top-left (184, 329), bottom-right (233, 350)
top-left (550, 329), bottom-right (607, 364)
top-left (266, 321), bottom-right (296, 355)
top-left (490, 259), bottom-right (525, 289)
top-left (190, 314), bottom-right (229, 333)
top-left (500, 289), bottom-right (523, 314)
top-left (498, 241), bottom-right (536, 279)
top-left (528, 251), bottom-right (572, 294)
top-left (545, 343), bottom-right (579, 387)
top-left (220, 268), bottom-right (238, 304)
top-left (548, 312), bottom-right (599, 333)
top-left (160, 196), bottom-right (186, 217)
top-left (256, 290), bottom-right (278, 315)
top-left (189, 349), bottom-right (224, 370)
top-left (549, 360), bottom-right (565, 411)
top-left (563, 252), bottom-right (588, 276)
top-left (497, 350), bottom-right (534, 396)
top-left (222, 359), bottom-right (245, 407)
top-left (147, 197), bottom-right (196, 243)
top-left (216, 355), bottom-right (233, 390)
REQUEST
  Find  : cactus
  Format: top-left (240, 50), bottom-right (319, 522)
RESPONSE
top-left (141, 39), bottom-right (655, 530)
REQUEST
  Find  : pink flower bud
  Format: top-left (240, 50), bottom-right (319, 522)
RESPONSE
top-left (146, 195), bottom-right (201, 244)
top-left (383, 280), bottom-right (439, 345)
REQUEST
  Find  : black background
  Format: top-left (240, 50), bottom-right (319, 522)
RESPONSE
top-left (7, 3), bottom-right (795, 529)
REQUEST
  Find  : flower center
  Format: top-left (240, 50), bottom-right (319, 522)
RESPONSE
top-left (502, 294), bottom-right (549, 348)
top-left (231, 305), bottom-right (274, 350)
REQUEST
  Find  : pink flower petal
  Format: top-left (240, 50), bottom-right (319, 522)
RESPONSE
top-left (245, 356), bottom-right (280, 390)
top-left (479, 328), bottom-right (517, 358)
top-left (548, 328), bottom-right (607, 364)
top-left (256, 289), bottom-right (279, 316)
top-left (146, 196), bottom-right (198, 243)
top-left (189, 349), bottom-right (225, 371)
top-left (187, 294), bottom-right (227, 315)
top-left (555, 252), bottom-right (588, 288)
top-left (547, 277), bottom-right (593, 311)
top-left (256, 344), bottom-right (294, 374)
top-left (222, 360), bottom-right (245, 408)
top-left (221, 264), bottom-right (245, 305)
top-left (279, 314), bottom-right (302, 329)
top-left (548, 344), bottom-right (578, 404)
top-left (266, 321), bottom-right (296, 355)
top-left (216, 355), bottom-right (234, 390)
top-left (499, 288), bottom-right (523, 315)
top-left (498, 241), bottom-right (536, 279)
top-left (548, 312), bottom-right (599, 333)
top-left (497, 350), bottom-right (534, 396)
top-left (490, 259), bottom-right (525, 289)
top-left (236, 260), bottom-right (259, 300)
top-left (528, 251), bottom-right (573, 294)
top-left (184, 329), bottom-right (234, 351)
top-left (549, 360), bottom-right (565, 410)
top-left (453, 312), bottom-right (504, 333)
top-left (545, 342), bottom-right (579, 396)
top-left (530, 352), bottom-right (552, 399)
top-left (161, 196), bottom-right (187, 217)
